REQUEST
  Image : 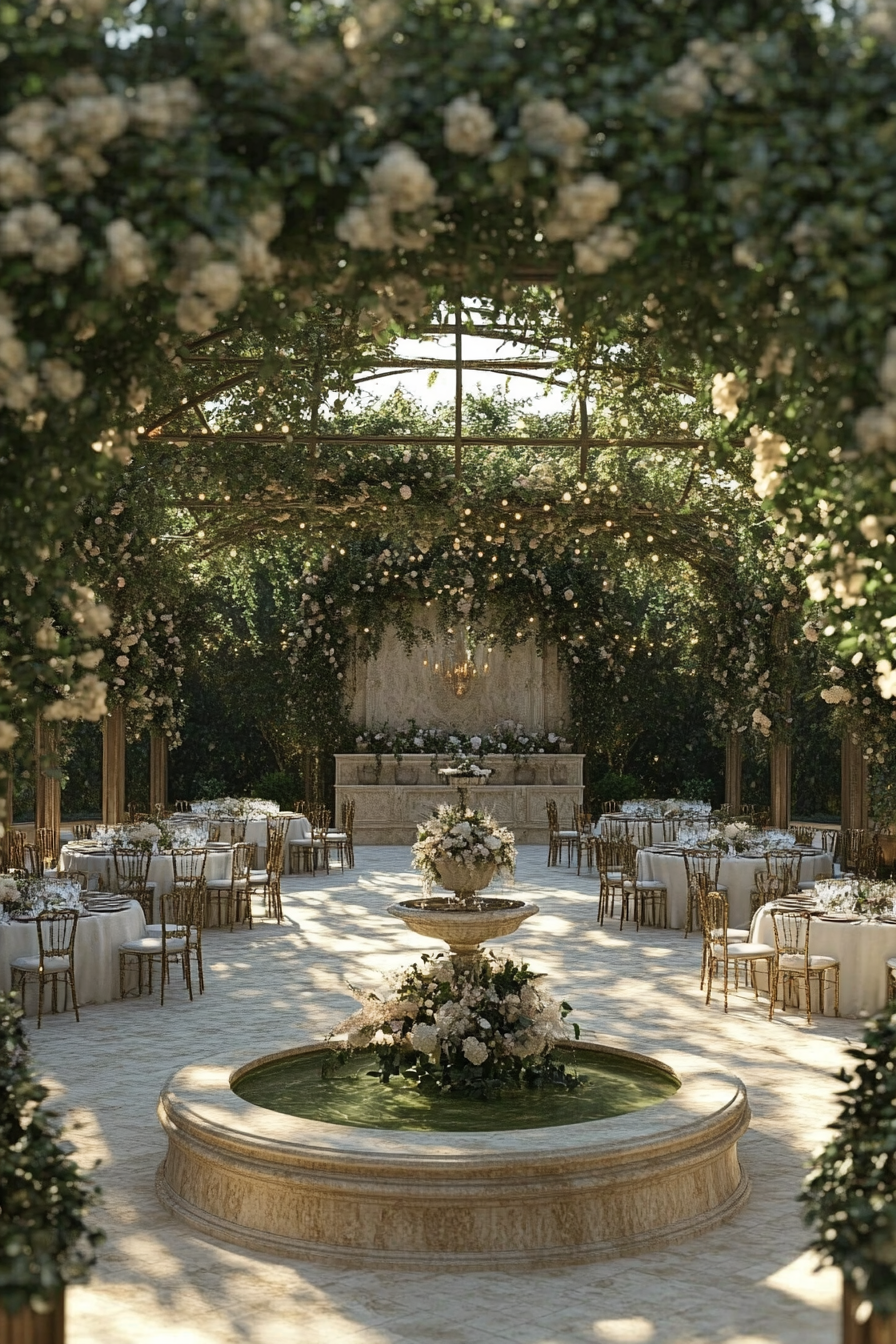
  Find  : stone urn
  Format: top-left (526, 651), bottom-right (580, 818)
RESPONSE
top-left (434, 856), bottom-right (496, 897)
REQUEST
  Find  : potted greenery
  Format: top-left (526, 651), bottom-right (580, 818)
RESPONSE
top-left (0, 993), bottom-right (102, 1344)
top-left (802, 1004), bottom-right (896, 1343)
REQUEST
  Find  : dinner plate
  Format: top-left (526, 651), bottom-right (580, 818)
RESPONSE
top-left (818, 913), bottom-right (861, 923)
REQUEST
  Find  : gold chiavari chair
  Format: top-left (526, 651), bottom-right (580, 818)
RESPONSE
top-left (310, 808), bottom-right (332, 875)
top-left (545, 800), bottom-right (560, 866)
top-left (11, 910), bottom-right (80, 1028)
top-left (768, 909), bottom-right (840, 1025)
top-left (699, 889), bottom-right (775, 1014)
top-left (205, 842), bottom-right (253, 930)
top-left (34, 826), bottom-right (59, 870)
top-left (596, 837), bottom-right (628, 925)
top-left (662, 814), bottom-right (680, 842)
top-left (4, 829), bottom-right (26, 873)
top-left (112, 847), bottom-right (155, 920)
top-left (601, 798), bottom-right (620, 817)
top-left (229, 817), bottom-right (247, 844)
top-left (888, 957), bottom-right (896, 1002)
top-left (293, 799), bottom-right (307, 816)
top-left (618, 841), bottom-right (668, 930)
top-left (323, 807), bottom-right (354, 873)
top-left (71, 822), bottom-right (94, 841)
top-left (682, 849), bottom-right (728, 938)
top-left (765, 849), bottom-right (802, 896)
top-left (548, 799), bottom-right (578, 867)
top-left (119, 888), bottom-right (196, 1005)
top-left (789, 824), bottom-right (815, 847)
top-left (573, 804), bottom-right (595, 875)
top-left (22, 844), bottom-right (43, 877)
top-left (750, 870), bottom-right (781, 918)
top-left (842, 828), bottom-right (880, 878)
top-left (174, 799), bottom-right (192, 813)
top-left (248, 824), bottom-right (286, 922)
top-left (816, 828), bottom-right (840, 865)
top-left (342, 798), bottom-right (356, 868)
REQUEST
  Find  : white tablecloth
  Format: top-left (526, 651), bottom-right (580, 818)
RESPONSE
top-left (0, 902), bottom-right (145, 1012)
top-left (599, 816), bottom-right (710, 846)
top-left (59, 845), bottom-right (232, 915)
top-left (636, 848), bottom-right (834, 930)
top-left (215, 816), bottom-right (310, 870)
top-left (750, 906), bottom-right (896, 1018)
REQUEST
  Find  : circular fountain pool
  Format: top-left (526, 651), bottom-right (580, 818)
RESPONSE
top-left (157, 1039), bottom-right (750, 1269)
top-left (232, 1044), bottom-right (679, 1132)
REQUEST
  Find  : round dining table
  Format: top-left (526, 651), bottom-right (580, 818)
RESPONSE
top-left (214, 815), bottom-right (311, 871)
top-left (750, 905), bottom-right (896, 1018)
top-left (599, 815), bottom-right (710, 846)
top-left (0, 901), bottom-right (145, 1013)
top-left (635, 846), bottom-right (834, 930)
top-left (58, 844), bottom-right (233, 918)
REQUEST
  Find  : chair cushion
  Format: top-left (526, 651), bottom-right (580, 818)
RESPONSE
top-left (206, 878), bottom-right (248, 890)
top-left (711, 941), bottom-right (774, 958)
top-left (779, 952), bottom-right (839, 970)
top-left (120, 936), bottom-right (186, 952)
top-left (289, 838), bottom-right (313, 847)
top-left (325, 833), bottom-right (348, 842)
top-left (624, 879), bottom-right (665, 890)
top-left (248, 871), bottom-right (269, 882)
top-left (556, 830), bottom-right (578, 838)
top-left (602, 871), bottom-right (624, 883)
top-left (11, 955), bottom-right (70, 972)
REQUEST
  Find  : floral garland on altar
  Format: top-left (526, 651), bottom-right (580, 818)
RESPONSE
top-left (328, 952), bottom-right (579, 1100)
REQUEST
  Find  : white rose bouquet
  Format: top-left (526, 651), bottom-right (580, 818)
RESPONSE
top-left (327, 952), bottom-right (580, 1100)
top-left (411, 803), bottom-right (516, 894)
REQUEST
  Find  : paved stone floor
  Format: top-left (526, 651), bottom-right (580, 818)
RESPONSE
top-left (25, 846), bottom-right (858, 1344)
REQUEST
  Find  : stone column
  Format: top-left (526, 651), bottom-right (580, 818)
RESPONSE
top-left (841, 730), bottom-right (868, 831)
top-left (34, 718), bottom-right (62, 850)
top-left (149, 731), bottom-right (168, 812)
top-left (102, 704), bottom-right (126, 826)
top-left (724, 730), bottom-right (742, 814)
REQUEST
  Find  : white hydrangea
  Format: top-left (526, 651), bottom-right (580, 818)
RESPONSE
top-left (62, 93), bottom-right (129, 150)
top-left (655, 56), bottom-right (710, 116)
top-left (461, 1036), bottom-right (489, 1065)
top-left (33, 224), bottom-right (82, 274)
top-left (856, 401), bottom-right (896, 454)
top-left (42, 673), bottom-right (107, 722)
top-left (711, 371), bottom-right (748, 421)
top-left (0, 721), bottom-right (19, 750)
top-left (2, 98), bottom-right (58, 163)
top-left (751, 707), bottom-right (772, 736)
top-left (410, 1022), bottom-right (439, 1056)
top-left (105, 218), bottom-right (153, 289)
top-left (368, 142), bottom-right (436, 211)
top-left (443, 94), bottom-right (496, 156)
top-left (802, 621), bottom-right (819, 643)
top-left (519, 97), bottom-right (588, 166)
top-left (745, 425), bottom-right (790, 500)
top-left (0, 150), bottom-right (41, 204)
top-left (337, 197), bottom-right (395, 250)
top-left (875, 659), bottom-right (896, 699)
top-left (543, 174), bottom-right (621, 242)
top-left (247, 33), bottom-right (343, 89)
top-left (130, 79), bottom-right (201, 139)
top-left (573, 224), bottom-right (637, 275)
top-left (40, 358), bottom-right (84, 402)
top-left (820, 685), bottom-right (853, 705)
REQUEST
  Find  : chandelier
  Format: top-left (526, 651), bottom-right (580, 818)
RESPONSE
top-left (423, 629), bottom-right (491, 698)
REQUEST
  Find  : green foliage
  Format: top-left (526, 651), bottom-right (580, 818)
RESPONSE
top-left (250, 770), bottom-right (303, 811)
top-left (0, 993), bottom-right (103, 1315)
top-left (802, 1005), bottom-right (896, 1318)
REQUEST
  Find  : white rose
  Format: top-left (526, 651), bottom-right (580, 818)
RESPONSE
top-left (443, 94), bottom-right (496, 156)
top-left (462, 1036), bottom-right (489, 1065)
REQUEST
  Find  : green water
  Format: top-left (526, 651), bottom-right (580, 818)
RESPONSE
top-left (232, 1048), bottom-right (679, 1133)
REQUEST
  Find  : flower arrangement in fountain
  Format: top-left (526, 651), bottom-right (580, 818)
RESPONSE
top-left (412, 804), bottom-right (516, 896)
top-left (328, 952), bottom-right (579, 1100)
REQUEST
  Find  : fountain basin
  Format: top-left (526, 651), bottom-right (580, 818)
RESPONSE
top-left (156, 1039), bottom-right (750, 1269)
top-left (387, 895), bottom-right (539, 954)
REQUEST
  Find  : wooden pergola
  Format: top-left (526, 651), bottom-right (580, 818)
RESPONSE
top-left (24, 312), bottom-right (870, 835)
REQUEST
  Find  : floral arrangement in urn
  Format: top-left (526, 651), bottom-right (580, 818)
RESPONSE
top-left (328, 952), bottom-right (579, 1100)
top-left (412, 804), bottom-right (516, 897)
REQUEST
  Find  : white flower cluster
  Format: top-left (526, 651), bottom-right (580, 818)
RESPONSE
top-left (745, 424), bottom-right (790, 500)
top-left (711, 371), bottom-right (748, 422)
top-left (164, 205), bottom-right (283, 333)
top-left (656, 38), bottom-right (757, 116)
top-left (856, 327), bottom-right (896, 455)
top-left (336, 142), bottom-right (437, 252)
top-left (443, 94), bottom-right (496, 156)
top-left (543, 174), bottom-right (621, 242)
top-left (519, 98), bottom-right (588, 167)
top-left (573, 224), bottom-right (637, 275)
top-left (331, 952), bottom-right (569, 1082)
top-left (412, 803), bottom-right (516, 893)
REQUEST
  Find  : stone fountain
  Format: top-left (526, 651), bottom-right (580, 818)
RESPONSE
top-left (387, 765), bottom-right (538, 956)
